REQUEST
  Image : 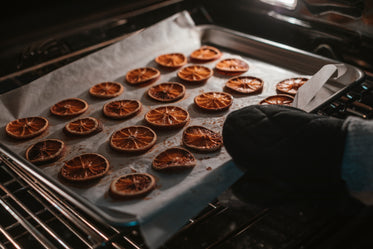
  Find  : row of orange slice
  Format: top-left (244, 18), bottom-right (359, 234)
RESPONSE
top-left (109, 124), bottom-right (223, 154)
top-left (5, 90), bottom-right (231, 140)
top-left (5, 78), bottom-right (304, 140)
top-left (154, 46), bottom-right (222, 70)
top-left (89, 74), bottom-right (307, 102)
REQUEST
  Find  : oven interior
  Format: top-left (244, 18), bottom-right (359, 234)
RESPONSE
top-left (1, 0), bottom-right (373, 248)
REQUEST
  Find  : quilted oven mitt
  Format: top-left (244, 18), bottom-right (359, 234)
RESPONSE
top-left (223, 104), bottom-right (350, 207)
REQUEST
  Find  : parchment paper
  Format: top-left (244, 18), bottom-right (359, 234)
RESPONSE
top-left (0, 11), bottom-right (311, 248)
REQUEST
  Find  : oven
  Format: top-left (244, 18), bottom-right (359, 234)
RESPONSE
top-left (1, 1), bottom-right (373, 248)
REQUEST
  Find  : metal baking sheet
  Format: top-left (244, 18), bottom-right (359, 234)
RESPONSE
top-left (0, 11), bottom-right (365, 248)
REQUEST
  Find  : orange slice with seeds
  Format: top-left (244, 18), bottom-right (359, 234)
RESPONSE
top-left (5, 116), bottom-right (48, 139)
top-left (259, 94), bottom-right (294, 106)
top-left (178, 65), bottom-right (213, 83)
top-left (109, 173), bottom-right (156, 199)
top-left (190, 46), bottom-right (222, 62)
top-left (89, 82), bottom-right (124, 98)
top-left (144, 106), bottom-right (189, 129)
top-left (194, 92), bottom-right (233, 111)
top-left (60, 153), bottom-right (109, 182)
top-left (110, 125), bottom-right (157, 153)
top-left (182, 126), bottom-right (223, 152)
top-left (50, 98), bottom-right (88, 117)
top-left (25, 139), bottom-right (65, 165)
top-left (103, 100), bottom-right (142, 119)
top-left (147, 82), bottom-right (185, 102)
top-left (225, 76), bottom-right (264, 94)
top-left (276, 77), bottom-right (308, 95)
top-left (155, 53), bottom-right (187, 69)
top-left (152, 147), bottom-right (196, 172)
top-left (216, 58), bottom-right (249, 75)
top-left (64, 117), bottom-right (102, 136)
top-left (125, 67), bottom-right (160, 85)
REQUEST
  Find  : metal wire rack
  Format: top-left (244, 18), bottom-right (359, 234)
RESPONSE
top-left (0, 147), bottom-right (147, 249)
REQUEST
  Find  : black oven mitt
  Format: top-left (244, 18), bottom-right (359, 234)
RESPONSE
top-left (223, 105), bottom-right (351, 207)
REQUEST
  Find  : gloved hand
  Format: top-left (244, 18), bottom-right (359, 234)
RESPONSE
top-left (223, 104), bottom-right (350, 207)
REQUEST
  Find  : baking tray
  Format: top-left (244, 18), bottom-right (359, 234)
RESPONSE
top-left (0, 13), bottom-right (365, 228)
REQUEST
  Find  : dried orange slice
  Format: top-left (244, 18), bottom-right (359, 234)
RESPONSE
top-left (225, 76), bottom-right (264, 94)
top-left (60, 153), bottom-right (109, 182)
top-left (89, 82), bottom-right (124, 98)
top-left (64, 117), bottom-right (102, 136)
top-left (155, 53), bottom-right (187, 69)
top-left (152, 147), bottom-right (196, 172)
top-left (125, 67), bottom-right (160, 85)
top-left (25, 139), bottom-right (65, 165)
top-left (177, 65), bottom-right (213, 83)
top-left (5, 116), bottom-right (48, 139)
top-left (182, 126), bottom-right (223, 152)
top-left (216, 58), bottom-right (249, 75)
top-left (276, 77), bottom-right (308, 95)
top-left (109, 173), bottom-right (156, 199)
top-left (147, 82), bottom-right (185, 102)
top-left (259, 94), bottom-right (294, 106)
top-left (144, 106), bottom-right (189, 129)
top-left (110, 125), bottom-right (157, 153)
top-left (50, 98), bottom-right (88, 117)
top-left (103, 100), bottom-right (142, 119)
top-left (194, 92), bottom-right (233, 111)
top-left (190, 46), bottom-right (222, 62)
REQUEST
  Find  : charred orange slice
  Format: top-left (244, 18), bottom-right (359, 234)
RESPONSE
top-left (64, 117), bottom-right (102, 136)
top-left (125, 67), bottom-right (160, 85)
top-left (89, 82), bottom-right (124, 98)
top-left (25, 139), bottom-right (65, 165)
top-left (155, 53), bottom-right (187, 69)
top-left (194, 92), bottom-right (233, 111)
top-left (144, 106), bottom-right (189, 129)
top-left (182, 126), bottom-right (223, 152)
top-left (190, 46), bottom-right (222, 62)
top-left (152, 147), bottom-right (196, 172)
top-left (109, 173), bottom-right (156, 199)
top-left (276, 77), bottom-right (308, 95)
top-left (216, 58), bottom-right (249, 75)
top-left (103, 100), bottom-right (142, 119)
top-left (225, 76), bottom-right (264, 94)
top-left (259, 94), bottom-right (294, 106)
top-left (177, 65), bottom-right (213, 83)
top-left (147, 82), bottom-right (185, 102)
top-left (5, 116), bottom-right (48, 139)
top-left (110, 125), bottom-right (157, 153)
top-left (60, 153), bottom-right (109, 182)
top-left (50, 98), bottom-right (88, 117)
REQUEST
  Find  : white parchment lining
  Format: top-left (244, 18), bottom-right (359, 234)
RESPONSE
top-left (0, 11), bottom-right (311, 248)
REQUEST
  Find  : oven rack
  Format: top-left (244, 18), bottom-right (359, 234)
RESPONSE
top-left (0, 151), bottom-right (137, 249)
top-left (0, 148), bottom-right (231, 249)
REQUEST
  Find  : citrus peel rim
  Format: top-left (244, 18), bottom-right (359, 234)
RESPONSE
top-left (5, 116), bottom-right (49, 140)
top-left (50, 98), bottom-right (88, 117)
top-left (147, 82), bottom-right (186, 102)
top-left (125, 67), bottom-right (160, 85)
top-left (109, 173), bottom-right (156, 200)
top-left (109, 125), bottom-right (157, 153)
top-left (89, 81), bottom-right (124, 98)
top-left (64, 117), bottom-right (103, 136)
top-left (25, 139), bottom-right (65, 165)
top-left (144, 106), bottom-right (190, 129)
top-left (194, 92), bottom-right (233, 112)
top-left (182, 126), bottom-right (223, 152)
top-left (60, 153), bottom-right (110, 182)
top-left (152, 147), bottom-right (196, 172)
